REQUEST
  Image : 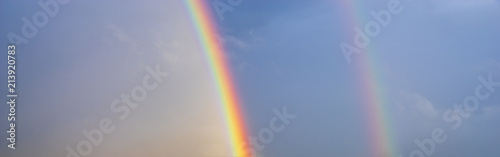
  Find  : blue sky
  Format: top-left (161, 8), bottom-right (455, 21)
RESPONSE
top-left (1, 0), bottom-right (500, 157)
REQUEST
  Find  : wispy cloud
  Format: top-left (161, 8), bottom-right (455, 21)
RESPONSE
top-left (396, 92), bottom-right (439, 118)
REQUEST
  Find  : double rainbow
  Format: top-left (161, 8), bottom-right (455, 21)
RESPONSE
top-left (185, 1), bottom-right (249, 157)
top-left (185, 0), bottom-right (397, 156)
top-left (339, 1), bottom-right (397, 156)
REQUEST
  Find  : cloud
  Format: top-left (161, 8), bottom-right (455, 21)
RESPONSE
top-left (153, 39), bottom-right (182, 66)
top-left (474, 59), bottom-right (500, 77)
top-left (107, 25), bottom-right (133, 43)
top-left (481, 105), bottom-right (500, 116)
top-left (221, 35), bottom-right (250, 50)
top-left (395, 92), bottom-right (439, 118)
top-left (414, 94), bottom-right (438, 117)
top-left (102, 24), bottom-right (140, 54)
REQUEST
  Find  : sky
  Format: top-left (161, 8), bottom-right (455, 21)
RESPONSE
top-left (1, 0), bottom-right (500, 157)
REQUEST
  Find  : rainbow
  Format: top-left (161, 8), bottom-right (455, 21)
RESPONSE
top-left (185, 1), bottom-right (249, 157)
top-left (339, 1), bottom-right (398, 156)
top-left (356, 48), bottom-right (397, 157)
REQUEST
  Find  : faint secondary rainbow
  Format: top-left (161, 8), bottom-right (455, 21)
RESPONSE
top-left (338, 1), bottom-right (397, 156)
top-left (185, 1), bottom-right (249, 157)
